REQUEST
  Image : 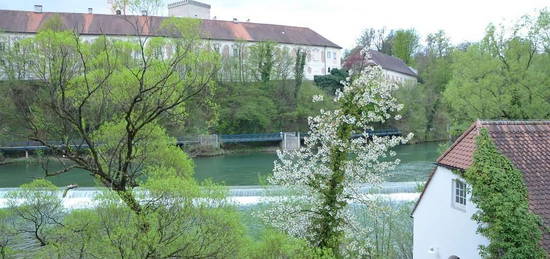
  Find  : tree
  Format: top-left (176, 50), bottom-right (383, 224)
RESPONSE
top-left (357, 27), bottom-right (394, 54)
top-left (0, 31), bottom-right (36, 143)
top-left (414, 30), bottom-right (453, 140)
top-left (249, 41), bottom-right (276, 84)
top-left (6, 179), bottom-right (64, 247)
top-left (261, 62), bottom-right (412, 257)
top-left (14, 14), bottom-right (218, 218)
top-left (313, 68), bottom-right (349, 94)
top-left (294, 48), bottom-right (307, 106)
top-left (391, 29), bottom-right (419, 66)
top-left (443, 15), bottom-right (550, 134)
top-left (215, 82), bottom-right (277, 133)
top-left (392, 81), bottom-right (428, 141)
top-left (4, 173), bottom-right (248, 258)
top-left (463, 129), bottom-right (546, 258)
top-left (0, 209), bottom-right (15, 258)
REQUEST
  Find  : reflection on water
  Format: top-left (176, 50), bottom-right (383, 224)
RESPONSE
top-left (0, 142), bottom-right (442, 187)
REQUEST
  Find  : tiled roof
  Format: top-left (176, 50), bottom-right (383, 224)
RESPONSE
top-left (368, 50), bottom-right (417, 77)
top-left (421, 120), bottom-right (550, 253)
top-left (0, 9), bottom-right (341, 48)
top-left (342, 48), bottom-right (418, 77)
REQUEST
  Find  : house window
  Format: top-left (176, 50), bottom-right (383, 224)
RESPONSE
top-left (213, 43), bottom-right (221, 53)
top-left (453, 179), bottom-right (466, 207)
top-left (333, 51), bottom-right (336, 60)
top-left (327, 51), bottom-right (331, 59)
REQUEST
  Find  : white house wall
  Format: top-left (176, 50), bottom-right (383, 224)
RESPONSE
top-left (0, 33), bottom-right (341, 81)
top-left (210, 39), bottom-right (341, 80)
top-left (383, 69), bottom-right (417, 85)
top-left (412, 166), bottom-right (488, 259)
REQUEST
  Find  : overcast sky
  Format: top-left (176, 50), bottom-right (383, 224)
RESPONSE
top-left (1, 0), bottom-right (548, 49)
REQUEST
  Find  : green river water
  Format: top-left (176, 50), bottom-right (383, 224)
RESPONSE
top-left (0, 142), bottom-right (442, 187)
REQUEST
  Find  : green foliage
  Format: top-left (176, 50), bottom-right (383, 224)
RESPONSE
top-left (416, 30), bottom-right (453, 140)
top-left (392, 81), bottom-right (427, 142)
top-left (313, 68), bottom-right (349, 94)
top-left (294, 48), bottom-right (307, 104)
top-left (4, 171), bottom-right (250, 258)
top-left (5, 16), bottom-right (218, 215)
top-left (246, 229), bottom-right (334, 259)
top-left (6, 179), bottom-right (63, 247)
top-left (391, 29), bottom-right (419, 66)
top-left (249, 41), bottom-right (277, 84)
top-left (215, 82), bottom-right (277, 133)
top-left (0, 209), bottom-right (15, 259)
top-left (463, 129), bottom-right (546, 258)
top-left (356, 201), bottom-right (414, 259)
top-left (443, 13), bottom-right (550, 134)
top-left (215, 80), bottom-right (335, 133)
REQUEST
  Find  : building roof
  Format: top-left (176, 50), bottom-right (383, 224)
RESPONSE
top-left (414, 120), bottom-right (550, 253)
top-left (0, 9), bottom-right (341, 49)
top-left (368, 50), bottom-right (417, 77)
top-left (168, 0), bottom-right (211, 9)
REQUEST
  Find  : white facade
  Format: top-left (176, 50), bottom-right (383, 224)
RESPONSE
top-left (383, 69), bottom-right (417, 85)
top-left (211, 39), bottom-right (341, 80)
top-left (0, 33), bottom-right (340, 81)
top-left (412, 166), bottom-right (488, 259)
top-left (168, 1), bottom-right (211, 19)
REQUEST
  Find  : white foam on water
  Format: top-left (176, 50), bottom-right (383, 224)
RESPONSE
top-left (0, 182), bottom-right (423, 209)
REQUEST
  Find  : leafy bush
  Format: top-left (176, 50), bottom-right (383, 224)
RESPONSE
top-left (464, 129), bottom-right (546, 258)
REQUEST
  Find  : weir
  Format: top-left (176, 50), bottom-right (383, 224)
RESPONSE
top-left (0, 181), bottom-right (422, 209)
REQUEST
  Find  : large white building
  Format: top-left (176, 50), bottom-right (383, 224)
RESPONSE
top-left (0, 3), bottom-right (341, 80)
top-left (412, 120), bottom-right (550, 259)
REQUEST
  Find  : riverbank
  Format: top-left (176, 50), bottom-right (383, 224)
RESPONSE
top-left (185, 143), bottom-right (280, 157)
top-left (191, 139), bottom-right (449, 157)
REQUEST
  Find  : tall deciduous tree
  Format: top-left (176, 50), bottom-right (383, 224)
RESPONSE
top-left (356, 27), bottom-right (394, 54)
top-left (443, 12), bottom-right (550, 134)
top-left (414, 30), bottom-right (453, 140)
top-left (262, 59), bottom-right (412, 257)
top-left (294, 48), bottom-right (307, 106)
top-left (249, 41), bottom-right (276, 84)
top-left (391, 29), bottom-right (419, 66)
top-left (17, 15), bottom-right (218, 216)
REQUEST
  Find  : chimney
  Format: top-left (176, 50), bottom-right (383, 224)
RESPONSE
top-left (141, 10), bottom-right (148, 16)
top-left (88, 8), bottom-right (93, 14)
top-left (34, 4), bottom-right (43, 13)
top-left (233, 18), bottom-right (238, 23)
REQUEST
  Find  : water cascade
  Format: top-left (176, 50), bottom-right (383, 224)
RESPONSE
top-left (0, 181), bottom-right (422, 209)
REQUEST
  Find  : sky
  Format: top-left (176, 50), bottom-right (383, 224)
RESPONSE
top-left (1, 0), bottom-right (548, 49)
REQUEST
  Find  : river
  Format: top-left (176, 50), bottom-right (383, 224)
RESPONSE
top-left (0, 142), bottom-right (442, 188)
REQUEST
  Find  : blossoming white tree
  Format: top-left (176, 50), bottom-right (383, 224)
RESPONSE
top-left (261, 53), bottom-right (412, 257)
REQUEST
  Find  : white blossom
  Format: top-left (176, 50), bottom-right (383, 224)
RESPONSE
top-left (312, 94), bottom-right (324, 102)
top-left (258, 56), bottom-right (413, 255)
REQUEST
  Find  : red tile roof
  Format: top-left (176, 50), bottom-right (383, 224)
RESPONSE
top-left (416, 120), bottom-right (550, 253)
top-left (0, 9), bottom-right (341, 48)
